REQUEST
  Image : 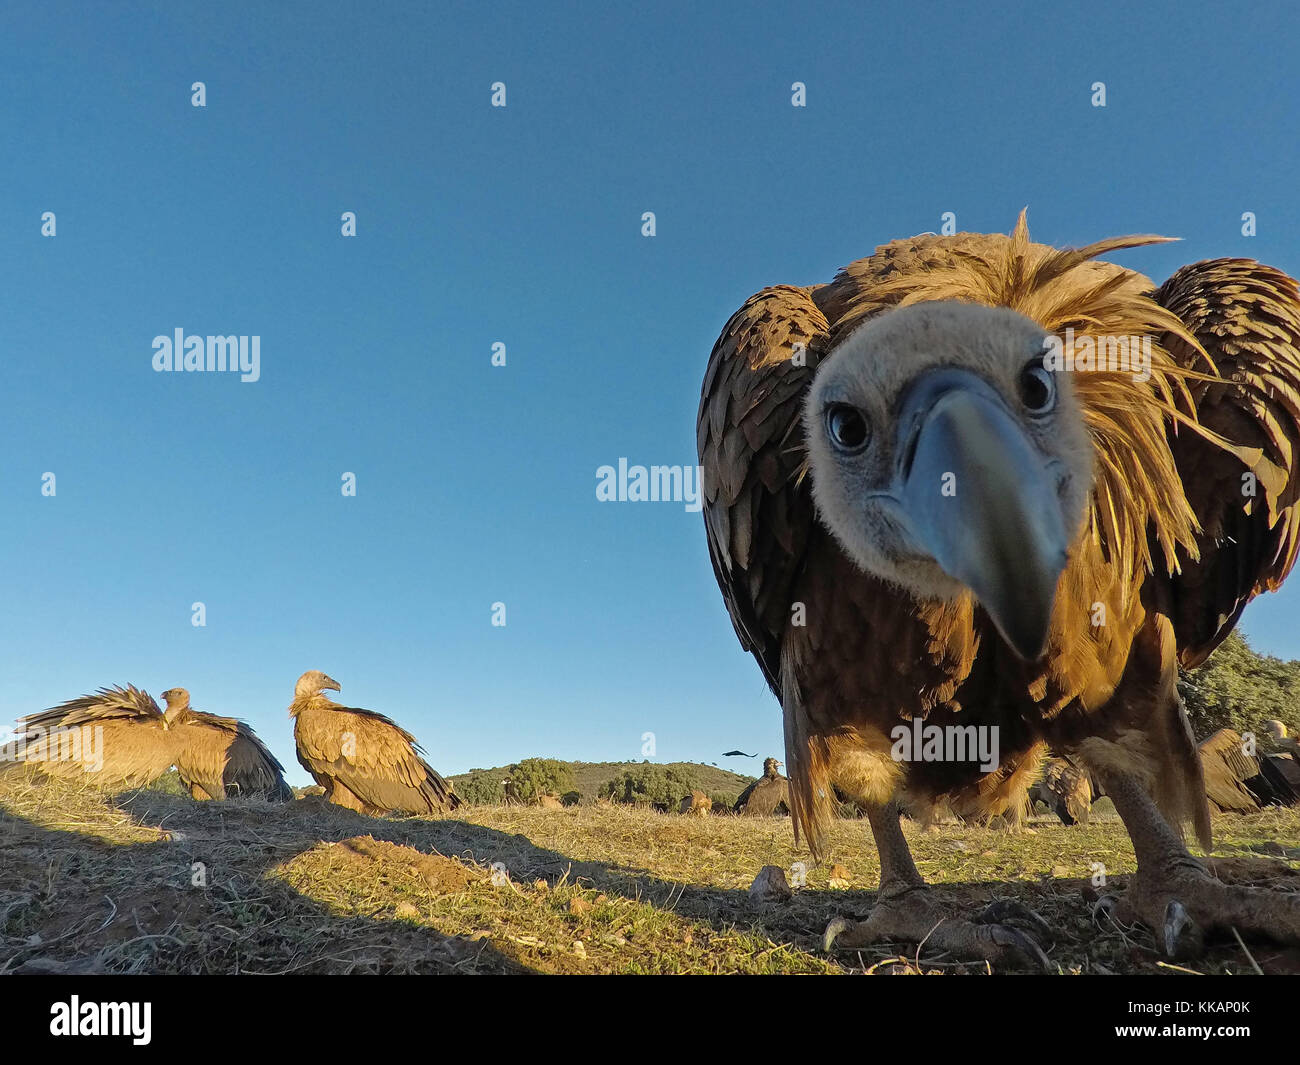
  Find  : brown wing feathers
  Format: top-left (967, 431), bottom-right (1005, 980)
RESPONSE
top-left (1156, 259), bottom-right (1300, 666)
top-left (698, 286), bottom-right (829, 691)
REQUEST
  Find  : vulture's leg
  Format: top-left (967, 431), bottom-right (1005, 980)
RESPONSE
top-left (822, 800), bottom-right (1052, 969)
top-left (1099, 771), bottom-right (1300, 958)
top-left (326, 780), bottom-right (367, 813)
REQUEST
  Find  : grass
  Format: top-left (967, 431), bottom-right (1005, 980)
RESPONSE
top-left (2, 767), bottom-right (1298, 974)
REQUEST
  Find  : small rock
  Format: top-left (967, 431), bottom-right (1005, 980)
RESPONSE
top-left (827, 863), bottom-right (851, 888)
top-left (572, 940), bottom-right (587, 958)
top-left (394, 901), bottom-right (420, 920)
top-left (749, 865), bottom-right (793, 903)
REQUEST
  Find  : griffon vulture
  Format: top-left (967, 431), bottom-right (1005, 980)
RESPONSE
top-left (1261, 720), bottom-right (1300, 801)
top-left (159, 688), bottom-right (293, 801)
top-left (733, 757), bottom-right (790, 816)
top-left (1265, 719), bottom-right (1300, 759)
top-left (698, 215), bottom-right (1300, 965)
top-left (1028, 757), bottom-right (1094, 826)
top-left (289, 670), bottom-right (460, 815)
top-left (12, 685), bottom-right (289, 800)
top-left (1197, 729), bottom-right (1267, 813)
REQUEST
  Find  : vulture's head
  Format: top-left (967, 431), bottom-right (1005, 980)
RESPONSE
top-left (295, 670), bottom-right (341, 699)
top-left (805, 301), bottom-right (1093, 660)
top-left (763, 757), bottom-right (783, 778)
top-left (160, 687), bottom-right (190, 724)
top-left (160, 688), bottom-right (189, 710)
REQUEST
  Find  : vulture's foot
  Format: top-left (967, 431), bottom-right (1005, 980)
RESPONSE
top-left (821, 886), bottom-right (1052, 970)
top-left (1097, 859), bottom-right (1300, 960)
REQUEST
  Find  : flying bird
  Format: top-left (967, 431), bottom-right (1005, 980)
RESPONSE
top-left (289, 670), bottom-right (460, 816)
top-left (733, 757), bottom-right (790, 816)
top-left (722, 750), bottom-right (758, 758)
top-left (12, 684), bottom-right (289, 800)
top-left (698, 214), bottom-right (1300, 965)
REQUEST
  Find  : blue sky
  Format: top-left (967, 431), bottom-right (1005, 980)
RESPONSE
top-left (2, 1), bottom-right (1299, 784)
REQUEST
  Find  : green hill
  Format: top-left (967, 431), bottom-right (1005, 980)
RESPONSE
top-left (450, 759), bottom-right (757, 805)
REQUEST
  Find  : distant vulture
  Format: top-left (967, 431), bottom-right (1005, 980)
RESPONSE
top-left (1198, 729), bottom-right (1272, 812)
top-left (1028, 757), bottom-right (1094, 826)
top-left (1265, 720), bottom-right (1300, 760)
top-left (733, 758), bottom-right (790, 816)
top-left (680, 789), bottom-right (711, 816)
top-left (12, 684), bottom-right (289, 800)
top-left (699, 214), bottom-right (1300, 963)
top-left (289, 670), bottom-right (460, 816)
top-left (723, 750), bottom-right (758, 758)
top-left (1262, 721), bottom-right (1300, 802)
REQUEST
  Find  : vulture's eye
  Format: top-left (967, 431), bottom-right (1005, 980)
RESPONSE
top-left (826, 404), bottom-right (870, 453)
top-left (1018, 360), bottom-right (1057, 415)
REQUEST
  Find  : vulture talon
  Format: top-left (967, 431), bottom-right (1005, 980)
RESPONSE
top-left (821, 890), bottom-right (1052, 971)
top-left (975, 899), bottom-right (1054, 940)
top-left (1091, 894), bottom-right (1120, 924)
top-left (1163, 900), bottom-right (1204, 961)
top-left (1098, 780), bottom-right (1300, 962)
top-left (985, 923), bottom-right (1053, 972)
top-left (822, 915), bottom-right (863, 953)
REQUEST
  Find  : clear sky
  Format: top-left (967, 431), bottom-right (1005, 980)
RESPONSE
top-left (2, 1), bottom-right (1299, 784)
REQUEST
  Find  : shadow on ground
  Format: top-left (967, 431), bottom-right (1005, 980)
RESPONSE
top-left (2, 778), bottom-right (1299, 974)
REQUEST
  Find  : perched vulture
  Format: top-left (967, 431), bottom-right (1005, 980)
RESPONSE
top-left (1261, 721), bottom-right (1300, 802)
top-left (1028, 757), bottom-right (1094, 826)
top-left (289, 670), bottom-right (460, 816)
top-left (1265, 719), bottom-right (1300, 759)
top-left (12, 684), bottom-right (289, 801)
top-left (159, 688), bottom-right (292, 801)
top-left (733, 757), bottom-right (791, 816)
top-left (680, 789), bottom-right (712, 815)
top-left (699, 215), bottom-right (1300, 965)
top-left (1197, 729), bottom-right (1265, 813)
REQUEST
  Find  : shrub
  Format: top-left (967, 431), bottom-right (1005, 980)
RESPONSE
top-left (599, 763), bottom-right (696, 806)
top-left (456, 771), bottom-right (506, 805)
top-left (1180, 631), bottom-right (1300, 741)
top-left (508, 758), bottom-right (577, 804)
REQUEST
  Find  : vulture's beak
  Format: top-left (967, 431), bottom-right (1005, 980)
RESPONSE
top-left (887, 367), bottom-right (1070, 661)
top-left (323, 676), bottom-right (341, 692)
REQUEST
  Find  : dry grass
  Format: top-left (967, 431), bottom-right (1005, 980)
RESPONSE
top-left (2, 768), bottom-right (1298, 975)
